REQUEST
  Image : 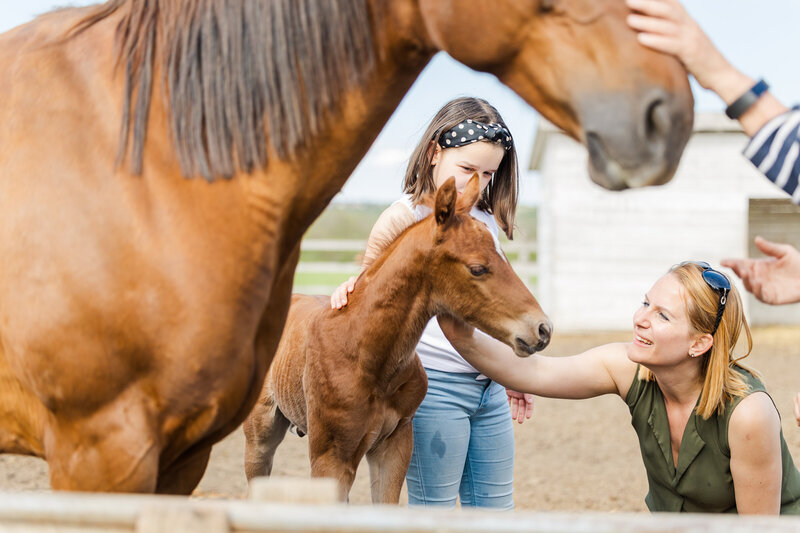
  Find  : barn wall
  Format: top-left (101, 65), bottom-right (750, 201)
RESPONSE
top-left (535, 115), bottom-right (792, 332)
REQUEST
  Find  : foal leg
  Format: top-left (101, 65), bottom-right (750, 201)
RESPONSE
top-left (307, 429), bottom-right (359, 503)
top-left (243, 394), bottom-right (291, 480)
top-left (366, 420), bottom-right (414, 504)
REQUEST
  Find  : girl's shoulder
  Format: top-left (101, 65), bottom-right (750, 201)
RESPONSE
top-left (392, 194), bottom-right (430, 223)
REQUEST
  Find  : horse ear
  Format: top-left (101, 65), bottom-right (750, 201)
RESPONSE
top-left (434, 177), bottom-right (457, 226)
top-left (456, 173), bottom-right (480, 214)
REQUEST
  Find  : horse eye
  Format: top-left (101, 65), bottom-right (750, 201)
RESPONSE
top-left (469, 265), bottom-right (489, 277)
top-left (539, 0), bottom-right (555, 13)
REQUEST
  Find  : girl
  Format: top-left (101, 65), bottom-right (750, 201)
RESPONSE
top-left (331, 96), bottom-right (526, 509)
top-left (440, 262), bottom-right (800, 514)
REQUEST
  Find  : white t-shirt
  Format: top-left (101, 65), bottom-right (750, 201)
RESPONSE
top-left (393, 195), bottom-right (503, 374)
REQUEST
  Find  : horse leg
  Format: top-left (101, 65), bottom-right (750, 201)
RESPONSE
top-left (243, 392), bottom-right (291, 480)
top-left (155, 445), bottom-right (212, 495)
top-left (47, 399), bottom-right (161, 492)
top-left (0, 346), bottom-right (47, 457)
top-left (366, 420), bottom-right (414, 504)
top-left (307, 426), bottom-right (359, 502)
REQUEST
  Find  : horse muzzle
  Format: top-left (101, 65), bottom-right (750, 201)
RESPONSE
top-left (579, 89), bottom-right (693, 191)
top-left (513, 319), bottom-right (552, 357)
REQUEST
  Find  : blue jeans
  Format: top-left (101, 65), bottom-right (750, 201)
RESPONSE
top-left (406, 369), bottom-right (514, 509)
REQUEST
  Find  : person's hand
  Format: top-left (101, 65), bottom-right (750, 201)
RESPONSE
top-left (721, 237), bottom-right (800, 305)
top-left (625, 0), bottom-right (741, 93)
top-left (793, 392), bottom-right (800, 427)
top-left (330, 275), bottom-right (358, 309)
top-left (506, 389), bottom-right (534, 424)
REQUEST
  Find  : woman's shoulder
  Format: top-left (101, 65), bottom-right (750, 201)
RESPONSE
top-left (727, 391), bottom-right (781, 451)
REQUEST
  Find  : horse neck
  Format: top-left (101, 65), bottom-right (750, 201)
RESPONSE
top-left (247, 0), bottom-right (436, 254)
top-left (345, 221), bottom-right (437, 379)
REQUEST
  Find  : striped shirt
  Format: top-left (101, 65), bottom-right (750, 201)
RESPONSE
top-left (743, 105), bottom-right (800, 204)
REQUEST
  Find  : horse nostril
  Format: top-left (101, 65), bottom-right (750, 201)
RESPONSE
top-left (537, 321), bottom-right (552, 350)
top-left (645, 97), bottom-right (671, 142)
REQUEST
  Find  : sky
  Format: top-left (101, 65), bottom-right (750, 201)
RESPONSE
top-left (2, 1), bottom-right (798, 205)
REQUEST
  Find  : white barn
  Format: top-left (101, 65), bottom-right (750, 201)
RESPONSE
top-left (531, 113), bottom-right (800, 332)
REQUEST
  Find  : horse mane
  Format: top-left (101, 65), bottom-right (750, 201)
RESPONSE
top-left (69, 0), bottom-right (378, 180)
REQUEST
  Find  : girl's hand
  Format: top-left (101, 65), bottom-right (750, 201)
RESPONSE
top-left (794, 393), bottom-right (800, 427)
top-left (330, 275), bottom-right (358, 309)
top-left (506, 389), bottom-right (534, 424)
top-left (625, 0), bottom-right (736, 92)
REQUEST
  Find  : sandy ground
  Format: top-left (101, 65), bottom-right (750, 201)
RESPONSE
top-left (2, 327), bottom-right (799, 511)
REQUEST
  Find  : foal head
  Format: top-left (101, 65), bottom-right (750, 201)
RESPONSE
top-left (427, 175), bottom-right (551, 355)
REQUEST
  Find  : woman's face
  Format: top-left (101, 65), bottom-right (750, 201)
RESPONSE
top-left (431, 140), bottom-right (505, 194)
top-left (627, 273), bottom-right (701, 368)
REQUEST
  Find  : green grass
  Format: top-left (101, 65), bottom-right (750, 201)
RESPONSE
top-left (304, 203), bottom-right (537, 242)
top-left (295, 203), bottom-right (538, 291)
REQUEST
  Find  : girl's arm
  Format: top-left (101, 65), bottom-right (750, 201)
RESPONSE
top-left (729, 392), bottom-right (783, 514)
top-left (331, 202), bottom-right (415, 309)
top-left (439, 316), bottom-right (638, 399)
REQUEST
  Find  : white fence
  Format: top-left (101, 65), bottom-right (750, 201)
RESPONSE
top-left (294, 239), bottom-right (538, 295)
top-left (2, 478), bottom-right (799, 533)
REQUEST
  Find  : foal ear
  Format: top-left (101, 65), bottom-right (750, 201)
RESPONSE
top-left (434, 177), bottom-right (457, 226)
top-left (456, 173), bottom-right (480, 214)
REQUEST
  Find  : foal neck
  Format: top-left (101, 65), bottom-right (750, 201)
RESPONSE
top-left (344, 221), bottom-right (440, 374)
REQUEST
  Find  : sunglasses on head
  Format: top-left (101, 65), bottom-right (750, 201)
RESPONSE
top-left (680, 261), bottom-right (731, 335)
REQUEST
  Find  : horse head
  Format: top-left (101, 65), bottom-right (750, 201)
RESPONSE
top-left (417, 0), bottom-right (693, 190)
top-left (428, 175), bottom-right (551, 356)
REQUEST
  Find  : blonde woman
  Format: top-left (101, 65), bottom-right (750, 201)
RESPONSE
top-left (441, 262), bottom-right (800, 514)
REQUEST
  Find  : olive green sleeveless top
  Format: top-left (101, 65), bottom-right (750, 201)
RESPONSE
top-left (626, 365), bottom-right (800, 513)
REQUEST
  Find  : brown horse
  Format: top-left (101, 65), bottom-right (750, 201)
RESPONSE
top-left (243, 175), bottom-right (550, 503)
top-left (0, 0), bottom-right (692, 493)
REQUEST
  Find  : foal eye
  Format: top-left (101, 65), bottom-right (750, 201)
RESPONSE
top-left (539, 0), bottom-right (555, 13)
top-left (469, 265), bottom-right (489, 277)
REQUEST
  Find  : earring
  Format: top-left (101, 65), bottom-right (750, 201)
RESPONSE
top-left (689, 352), bottom-right (698, 358)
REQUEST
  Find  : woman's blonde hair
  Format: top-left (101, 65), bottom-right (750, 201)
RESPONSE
top-left (638, 263), bottom-right (757, 419)
top-left (402, 97), bottom-right (519, 239)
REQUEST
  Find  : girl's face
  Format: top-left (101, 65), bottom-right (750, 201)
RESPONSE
top-left (431, 140), bottom-right (505, 194)
top-left (627, 273), bottom-right (706, 369)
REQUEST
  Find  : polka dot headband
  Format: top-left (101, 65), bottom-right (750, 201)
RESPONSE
top-left (438, 119), bottom-right (513, 151)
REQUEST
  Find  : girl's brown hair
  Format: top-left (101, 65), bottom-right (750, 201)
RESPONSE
top-left (403, 97), bottom-right (519, 239)
top-left (639, 263), bottom-right (757, 419)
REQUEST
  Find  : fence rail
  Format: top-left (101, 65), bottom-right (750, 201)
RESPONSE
top-left (294, 239), bottom-right (538, 295)
top-left (1, 482), bottom-right (799, 533)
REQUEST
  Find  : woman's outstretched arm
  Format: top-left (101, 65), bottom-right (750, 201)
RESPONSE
top-left (438, 315), bottom-right (638, 400)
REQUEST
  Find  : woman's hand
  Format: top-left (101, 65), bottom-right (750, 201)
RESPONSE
top-left (330, 275), bottom-right (358, 309)
top-left (506, 389), bottom-right (534, 424)
top-left (625, 0), bottom-right (744, 95)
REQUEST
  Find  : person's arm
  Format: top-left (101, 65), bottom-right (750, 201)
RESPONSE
top-left (625, 0), bottom-right (789, 137)
top-left (330, 202), bottom-right (415, 309)
top-left (438, 316), bottom-right (637, 400)
top-left (728, 392), bottom-right (783, 514)
top-left (721, 237), bottom-right (800, 305)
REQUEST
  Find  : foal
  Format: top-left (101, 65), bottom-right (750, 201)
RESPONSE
top-left (243, 176), bottom-right (550, 503)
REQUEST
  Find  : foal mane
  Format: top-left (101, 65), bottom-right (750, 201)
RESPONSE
top-left (70, 0), bottom-right (378, 180)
